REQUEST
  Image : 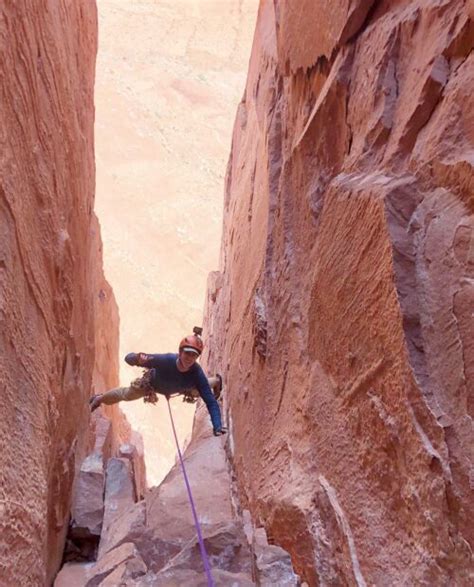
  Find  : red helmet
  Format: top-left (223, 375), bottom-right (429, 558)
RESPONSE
top-left (179, 334), bottom-right (204, 356)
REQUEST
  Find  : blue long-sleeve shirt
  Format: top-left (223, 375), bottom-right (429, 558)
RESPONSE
top-left (138, 353), bottom-right (222, 430)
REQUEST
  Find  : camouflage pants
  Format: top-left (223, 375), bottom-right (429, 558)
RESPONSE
top-left (99, 369), bottom-right (220, 405)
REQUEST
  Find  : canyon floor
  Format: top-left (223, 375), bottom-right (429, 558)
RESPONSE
top-left (94, 0), bottom-right (257, 485)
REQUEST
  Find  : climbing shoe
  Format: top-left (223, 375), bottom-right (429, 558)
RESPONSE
top-left (89, 394), bottom-right (102, 412)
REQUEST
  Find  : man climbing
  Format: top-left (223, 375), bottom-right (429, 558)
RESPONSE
top-left (89, 328), bottom-right (227, 436)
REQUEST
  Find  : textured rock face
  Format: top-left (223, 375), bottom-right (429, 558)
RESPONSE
top-left (79, 406), bottom-right (298, 585)
top-left (0, 3), bottom-right (120, 585)
top-left (205, 1), bottom-right (473, 585)
top-left (85, 407), bottom-right (254, 584)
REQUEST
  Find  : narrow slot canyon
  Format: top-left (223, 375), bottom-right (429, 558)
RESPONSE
top-left (1, 1), bottom-right (473, 587)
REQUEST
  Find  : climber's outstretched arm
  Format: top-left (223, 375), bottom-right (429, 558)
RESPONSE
top-left (125, 352), bottom-right (161, 368)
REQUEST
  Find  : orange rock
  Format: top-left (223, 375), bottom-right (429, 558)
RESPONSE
top-left (89, 408), bottom-right (297, 584)
top-left (204, 1), bottom-right (474, 584)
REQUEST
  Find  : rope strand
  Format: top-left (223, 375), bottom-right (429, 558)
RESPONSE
top-left (166, 397), bottom-right (215, 587)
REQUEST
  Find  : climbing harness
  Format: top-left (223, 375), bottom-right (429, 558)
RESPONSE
top-left (145, 372), bottom-right (223, 405)
top-left (166, 396), bottom-right (215, 587)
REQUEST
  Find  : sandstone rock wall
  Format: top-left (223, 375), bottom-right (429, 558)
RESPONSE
top-left (205, 1), bottom-right (474, 584)
top-left (0, 2), bottom-right (121, 585)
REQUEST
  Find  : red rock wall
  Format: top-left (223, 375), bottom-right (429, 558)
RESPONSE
top-left (0, 3), bottom-right (119, 585)
top-left (205, 1), bottom-right (473, 584)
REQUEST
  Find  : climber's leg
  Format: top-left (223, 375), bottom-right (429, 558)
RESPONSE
top-left (208, 374), bottom-right (223, 399)
top-left (102, 385), bottom-right (146, 404)
top-left (89, 371), bottom-right (157, 412)
top-left (89, 384), bottom-right (146, 411)
top-left (180, 375), bottom-right (223, 404)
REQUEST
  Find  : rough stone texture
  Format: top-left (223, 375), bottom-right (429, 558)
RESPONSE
top-left (98, 457), bottom-right (136, 558)
top-left (69, 415), bottom-right (113, 548)
top-left (252, 527), bottom-right (298, 586)
top-left (90, 217), bottom-right (136, 460)
top-left (0, 2), bottom-right (140, 583)
top-left (99, 411), bottom-right (251, 574)
top-left (89, 407), bottom-right (296, 585)
top-left (65, 411), bottom-right (146, 566)
top-left (0, 2), bottom-right (115, 585)
top-left (72, 453), bottom-right (108, 538)
top-left (95, 500), bottom-right (147, 561)
top-left (53, 562), bottom-right (94, 587)
top-left (119, 433), bottom-right (147, 501)
top-left (86, 542), bottom-right (146, 587)
top-left (204, 1), bottom-right (474, 585)
top-left (98, 558), bottom-right (147, 587)
top-left (130, 568), bottom-right (256, 587)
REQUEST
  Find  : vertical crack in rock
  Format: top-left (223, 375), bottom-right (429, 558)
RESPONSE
top-left (253, 288), bottom-right (268, 359)
top-left (318, 475), bottom-right (367, 587)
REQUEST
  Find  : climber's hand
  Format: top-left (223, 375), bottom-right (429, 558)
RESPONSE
top-left (213, 427), bottom-right (227, 437)
top-left (125, 352), bottom-right (149, 366)
top-left (143, 392), bottom-right (158, 405)
top-left (125, 352), bottom-right (139, 366)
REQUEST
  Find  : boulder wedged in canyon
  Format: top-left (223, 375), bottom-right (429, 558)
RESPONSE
top-left (64, 404), bottom-right (146, 564)
top-left (77, 405), bottom-right (298, 585)
top-left (0, 2), bottom-right (134, 585)
top-left (204, 1), bottom-right (474, 585)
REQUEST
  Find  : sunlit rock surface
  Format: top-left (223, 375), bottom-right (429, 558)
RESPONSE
top-left (73, 406), bottom-right (297, 585)
top-left (0, 2), bottom-right (115, 584)
top-left (94, 0), bottom-right (258, 485)
top-left (205, 1), bottom-right (474, 584)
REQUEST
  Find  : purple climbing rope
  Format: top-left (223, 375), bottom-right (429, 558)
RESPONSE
top-left (166, 397), bottom-right (215, 587)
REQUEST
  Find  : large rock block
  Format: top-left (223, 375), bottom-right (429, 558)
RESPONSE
top-left (92, 415), bottom-right (113, 460)
top-left (53, 562), bottom-right (93, 587)
top-left (98, 457), bottom-right (136, 558)
top-left (119, 432), bottom-right (147, 501)
top-left (253, 527), bottom-right (298, 586)
top-left (97, 500), bottom-right (147, 558)
top-left (160, 522), bottom-right (253, 577)
top-left (90, 409), bottom-right (265, 584)
top-left (131, 568), bottom-right (255, 586)
top-left (70, 453), bottom-right (106, 538)
top-left (86, 542), bottom-right (146, 587)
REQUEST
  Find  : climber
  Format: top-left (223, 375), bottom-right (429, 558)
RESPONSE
top-left (89, 328), bottom-right (227, 436)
